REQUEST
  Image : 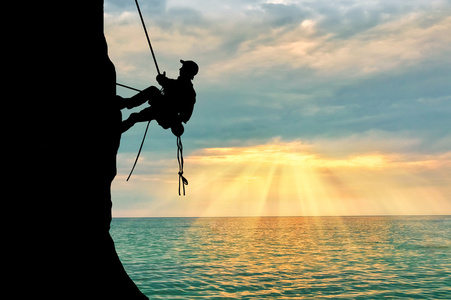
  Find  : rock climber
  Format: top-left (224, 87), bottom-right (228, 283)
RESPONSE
top-left (119, 59), bottom-right (198, 137)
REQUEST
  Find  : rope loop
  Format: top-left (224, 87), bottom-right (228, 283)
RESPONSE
top-left (177, 136), bottom-right (188, 195)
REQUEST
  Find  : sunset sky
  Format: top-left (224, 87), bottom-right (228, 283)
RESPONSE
top-left (104, 0), bottom-right (451, 217)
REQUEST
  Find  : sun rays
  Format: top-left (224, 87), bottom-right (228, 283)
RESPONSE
top-left (183, 139), bottom-right (451, 217)
top-left (112, 138), bottom-right (451, 217)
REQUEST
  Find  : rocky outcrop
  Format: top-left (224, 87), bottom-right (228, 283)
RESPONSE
top-left (8, 1), bottom-right (147, 298)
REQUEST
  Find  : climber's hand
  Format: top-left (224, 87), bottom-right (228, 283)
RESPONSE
top-left (156, 71), bottom-right (166, 84)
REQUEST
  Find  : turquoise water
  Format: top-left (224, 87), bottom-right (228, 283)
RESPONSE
top-left (110, 216), bottom-right (451, 299)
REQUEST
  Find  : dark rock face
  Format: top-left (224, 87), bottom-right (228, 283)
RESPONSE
top-left (8, 1), bottom-right (147, 298)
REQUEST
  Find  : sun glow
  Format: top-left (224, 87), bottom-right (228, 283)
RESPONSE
top-left (183, 139), bottom-right (451, 217)
top-left (113, 139), bottom-right (451, 217)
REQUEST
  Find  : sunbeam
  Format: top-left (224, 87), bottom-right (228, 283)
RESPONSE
top-left (173, 139), bottom-right (451, 217)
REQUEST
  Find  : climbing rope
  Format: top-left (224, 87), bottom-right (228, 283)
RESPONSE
top-left (134, 0), bottom-right (160, 75)
top-left (126, 120), bottom-right (150, 181)
top-left (116, 83), bottom-right (141, 92)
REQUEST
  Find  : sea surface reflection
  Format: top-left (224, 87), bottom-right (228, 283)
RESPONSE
top-left (111, 216), bottom-right (451, 298)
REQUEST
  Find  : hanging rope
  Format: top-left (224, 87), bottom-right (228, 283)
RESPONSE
top-left (126, 121), bottom-right (150, 181)
top-left (177, 136), bottom-right (188, 195)
top-left (126, 0), bottom-right (159, 181)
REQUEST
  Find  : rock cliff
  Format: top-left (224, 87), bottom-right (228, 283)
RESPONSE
top-left (8, 1), bottom-right (147, 298)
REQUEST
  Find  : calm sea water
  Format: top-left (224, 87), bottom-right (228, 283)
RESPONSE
top-left (110, 216), bottom-right (451, 299)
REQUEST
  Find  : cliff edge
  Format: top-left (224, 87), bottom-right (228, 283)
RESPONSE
top-left (7, 1), bottom-right (147, 298)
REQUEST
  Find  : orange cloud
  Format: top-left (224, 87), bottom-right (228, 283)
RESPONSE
top-left (188, 140), bottom-right (448, 170)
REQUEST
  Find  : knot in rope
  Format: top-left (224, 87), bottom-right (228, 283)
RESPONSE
top-left (177, 136), bottom-right (188, 196)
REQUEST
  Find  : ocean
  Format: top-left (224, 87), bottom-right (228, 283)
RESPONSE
top-left (110, 216), bottom-right (451, 299)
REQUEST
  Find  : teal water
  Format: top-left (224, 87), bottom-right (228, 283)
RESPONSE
top-left (110, 216), bottom-right (451, 299)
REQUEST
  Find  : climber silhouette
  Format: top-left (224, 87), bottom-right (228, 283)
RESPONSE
top-left (119, 60), bottom-right (198, 137)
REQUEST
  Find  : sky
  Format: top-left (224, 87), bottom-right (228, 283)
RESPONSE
top-left (104, 0), bottom-right (451, 217)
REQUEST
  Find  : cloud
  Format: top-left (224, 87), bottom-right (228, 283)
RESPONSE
top-left (105, 0), bottom-right (166, 15)
top-left (204, 12), bottom-right (451, 82)
top-left (311, 14), bottom-right (451, 75)
top-left (106, 0), bottom-right (451, 81)
top-left (188, 137), bottom-right (451, 170)
top-left (107, 0), bottom-right (451, 145)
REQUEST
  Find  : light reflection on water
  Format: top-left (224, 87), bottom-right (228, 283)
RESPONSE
top-left (111, 216), bottom-right (451, 299)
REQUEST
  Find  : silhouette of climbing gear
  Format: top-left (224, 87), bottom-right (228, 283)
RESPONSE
top-left (118, 0), bottom-right (197, 196)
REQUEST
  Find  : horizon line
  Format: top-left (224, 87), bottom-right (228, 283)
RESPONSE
top-left (112, 214), bottom-right (451, 219)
